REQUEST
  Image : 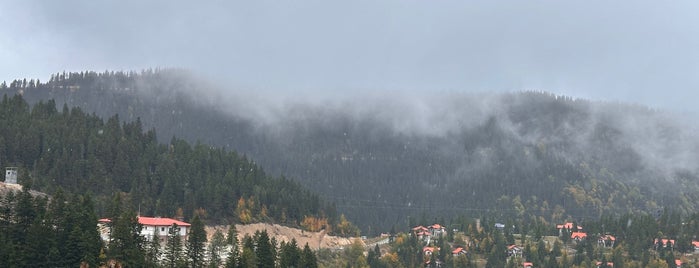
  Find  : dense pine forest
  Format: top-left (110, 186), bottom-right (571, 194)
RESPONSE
top-left (5, 70), bottom-right (699, 234)
top-left (0, 93), bottom-right (343, 230)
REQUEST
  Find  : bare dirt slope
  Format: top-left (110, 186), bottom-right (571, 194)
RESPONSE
top-left (206, 223), bottom-right (360, 250)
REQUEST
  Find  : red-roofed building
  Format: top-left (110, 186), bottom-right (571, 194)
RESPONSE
top-left (653, 238), bottom-right (675, 250)
top-left (675, 259), bottom-right (682, 268)
top-left (523, 262), bottom-right (533, 268)
top-left (97, 216), bottom-right (191, 243)
top-left (507, 244), bottom-right (523, 257)
top-left (571, 232), bottom-right (587, 241)
top-left (423, 246), bottom-right (438, 256)
top-left (598, 234), bottom-right (616, 248)
top-left (556, 222), bottom-right (582, 236)
top-left (452, 247), bottom-right (467, 256)
top-left (596, 261), bottom-right (614, 267)
top-left (429, 224), bottom-right (446, 237)
top-left (138, 216), bottom-right (191, 242)
top-left (692, 240), bottom-right (699, 252)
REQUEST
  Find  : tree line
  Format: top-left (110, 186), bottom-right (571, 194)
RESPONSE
top-left (0, 93), bottom-right (350, 233)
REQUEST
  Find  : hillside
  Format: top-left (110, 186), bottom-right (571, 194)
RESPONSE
top-left (0, 92), bottom-right (341, 231)
top-left (5, 70), bottom-right (699, 233)
top-left (207, 223), bottom-right (357, 250)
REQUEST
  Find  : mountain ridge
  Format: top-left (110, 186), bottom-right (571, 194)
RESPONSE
top-left (4, 70), bottom-right (699, 233)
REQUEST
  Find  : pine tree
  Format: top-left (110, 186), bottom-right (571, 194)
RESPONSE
top-left (225, 225), bottom-right (240, 268)
top-left (164, 223), bottom-right (184, 268)
top-left (255, 230), bottom-right (275, 268)
top-left (109, 208), bottom-right (145, 267)
top-left (279, 239), bottom-right (301, 268)
top-left (145, 234), bottom-right (162, 267)
top-left (208, 229), bottom-right (226, 268)
top-left (187, 215), bottom-right (207, 268)
top-left (300, 243), bottom-right (318, 268)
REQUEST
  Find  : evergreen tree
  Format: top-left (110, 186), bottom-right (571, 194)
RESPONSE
top-left (255, 230), bottom-right (275, 268)
top-left (187, 215), bottom-right (207, 268)
top-left (208, 229), bottom-right (226, 268)
top-left (486, 231), bottom-right (507, 268)
top-left (164, 223), bottom-right (184, 268)
top-left (145, 235), bottom-right (162, 268)
top-left (279, 239), bottom-right (301, 268)
top-left (108, 196), bottom-right (145, 267)
top-left (300, 243), bottom-right (318, 268)
top-left (225, 225), bottom-right (240, 268)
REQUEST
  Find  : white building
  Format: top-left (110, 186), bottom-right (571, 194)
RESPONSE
top-left (5, 167), bottom-right (18, 184)
top-left (98, 216), bottom-right (191, 243)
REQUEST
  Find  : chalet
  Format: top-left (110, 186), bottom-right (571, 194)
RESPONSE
top-left (523, 262), bottom-right (533, 268)
top-left (653, 238), bottom-right (675, 250)
top-left (571, 232), bottom-right (587, 242)
top-left (597, 234), bottom-right (616, 248)
top-left (556, 222), bottom-right (582, 236)
top-left (429, 224), bottom-right (446, 237)
top-left (98, 216), bottom-right (191, 243)
top-left (595, 261), bottom-right (614, 267)
top-left (507, 244), bottom-right (523, 257)
top-left (451, 247), bottom-right (467, 256)
top-left (412, 226), bottom-right (431, 241)
top-left (675, 259), bottom-right (682, 268)
top-left (692, 240), bottom-right (699, 252)
top-left (423, 246), bottom-right (438, 256)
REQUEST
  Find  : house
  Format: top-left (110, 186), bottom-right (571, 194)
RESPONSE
top-left (675, 259), bottom-right (682, 268)
top-left (429, 224), bottom-right (446, 237)
top-left (522, 262), bottom-right (533, 268)
top-left (571, 232), bottom-right (587, 242)
top-left (138, 216), bottom-right (191, 242)
top-left (452, 247), bottom-right (467, 256)
top-left (692, 240), bottom-right (699, 252)
top-left (423, 247), bottom-right (438, 256)
top-left (597, 234), bottom-right (616, 248)
top-left (98, 216), bottom-right (191, 243)
top-left (412, 226), bottom-right (432, 241)
top-left (556, 222), bottom-right (582, 236)
top-left (653, 238), bottom-right (675, 250)
top-left (507, 244), bottom-right (523, 257)
top-left (595, 261), bottom-right (614, 267)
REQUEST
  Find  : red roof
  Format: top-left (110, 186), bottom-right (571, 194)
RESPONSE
top-left (596, 261), bottom-right (614, 267)
top-left (412, 225), bottom-right (429, 231)
top-left (452, 247), bottom-right (465, 254)
top-left (654, 238), bottom-right (675, 246)
top-left (523, 262), bottom-right (533, 267)
top-left (600, 234), bottom-right (616, 241)
top-left (676, 259), bottom-right (682, 266)
top-left (571, 232), bottom-right (587, 239)
top-left (430, 224), bottom-right (444, 229)
top-left (692, 240), bottom-right (699, 247)
top-left (423, 247), bottom-right (437, 253)
top-left (98, 218), bottom-right (112, 223)
top-left (138, 216), bottom-right (191, 227)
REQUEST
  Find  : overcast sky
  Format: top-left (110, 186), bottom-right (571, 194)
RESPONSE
top-left (1, 1), bottom-right (698, 114)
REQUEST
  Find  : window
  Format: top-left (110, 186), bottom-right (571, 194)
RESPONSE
top-left (161, 227), bottom-right (165, 232)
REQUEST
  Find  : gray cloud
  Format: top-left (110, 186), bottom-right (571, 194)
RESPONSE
top-left (1, 0), bottom-right (699, 114)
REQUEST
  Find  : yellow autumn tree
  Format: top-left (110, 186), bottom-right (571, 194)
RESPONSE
top-left (236, 197), bottom-right (252, 224)
top-left (301, 216), bottom-right (329, 232)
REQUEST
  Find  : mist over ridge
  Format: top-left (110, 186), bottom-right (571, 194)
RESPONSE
top-left (5, 70), bottom-right (699, 232)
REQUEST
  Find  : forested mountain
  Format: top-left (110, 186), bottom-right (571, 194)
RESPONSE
top-left (4, 70), bottom-right (699, 233)
top-left (0, 93), bottom-right (340, 230)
